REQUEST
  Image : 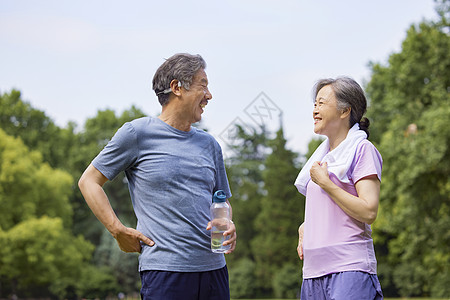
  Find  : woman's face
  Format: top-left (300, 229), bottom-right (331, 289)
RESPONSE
top-left (313, 85), bottom-right (345, 137)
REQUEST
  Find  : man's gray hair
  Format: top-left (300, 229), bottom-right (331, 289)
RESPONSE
top-left (152, 53), bottom-right (207, 106)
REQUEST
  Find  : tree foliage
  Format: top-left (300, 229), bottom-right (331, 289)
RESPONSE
top-left (228, 258), bottom-right (258, 299)
top-left (366, 5), bottom-right (450, 297)
top-left (0, 129), bottom-right (73, 230)
top-left (225, 125), bottom-right (269, 266)
top-left (251, 128), bottom-right (303, 290)
top-left (0, 129), bottom-right (95, 298)
top-left (0, 217), bottom-right (93, 298)
top-left (0, 90), bottom-right (77, 170)
top-left (273, 263), bottom-right (301, 299)
top-left (225, 125), bottom-right (303, 298)
top-left (0, 92), bottom-right (145, 298)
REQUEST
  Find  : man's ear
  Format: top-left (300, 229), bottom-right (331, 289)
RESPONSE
top-left (170, 80), bottom-right (182, 96)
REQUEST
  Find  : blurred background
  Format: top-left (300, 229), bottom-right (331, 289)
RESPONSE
top-left (0, 0), bottom-right (448, 299)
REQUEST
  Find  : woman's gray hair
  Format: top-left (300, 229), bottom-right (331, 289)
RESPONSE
top-left (313, 76), bottom-right (370, 137)
top-left (152, 53), bottom-right (207, 106)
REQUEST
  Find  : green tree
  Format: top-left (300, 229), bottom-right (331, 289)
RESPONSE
top-left (305, 137), bottom-right (324, 159)
top-left (0, 130), bottom-right (95, 298)
top-left (0, 129), bottom-right (73, 230)
top-left (0, 90), bottom-right (77, 170)
top-left (0, 90), bottom-right (148, 297)
top-left (366, 3), bottom-right (450, 297)
top-left (0, 91), bottom-right (145, 239)
top-left (225, 125), bottom-right (270, 266)
top-left (76, 265), bottom-right (120, 299)
top-left (224, 124), bottom-right (271, 298)
top-left (273, 263), bottom-right (301, 299)
top-left (251, 127), bottom-right (303, 296)
top-left (0, 217), bottom-right (94, 299)
top-left (229, 258), bottom-right (258, 299)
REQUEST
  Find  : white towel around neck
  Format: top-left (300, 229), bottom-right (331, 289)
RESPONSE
top-left (294, 123), bottom-right (367, 196)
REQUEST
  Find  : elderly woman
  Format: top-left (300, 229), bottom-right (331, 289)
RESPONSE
top-left (295, 77), bottom-right (383, 299)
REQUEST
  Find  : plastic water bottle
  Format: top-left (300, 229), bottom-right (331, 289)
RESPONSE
top-left (210, 190), bottom-right (231, 253)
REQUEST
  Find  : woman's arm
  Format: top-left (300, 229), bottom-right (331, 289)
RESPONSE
top-left (310, 161), bottom-right (380, 224)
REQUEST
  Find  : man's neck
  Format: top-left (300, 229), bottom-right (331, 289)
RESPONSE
top-left (158, 107), bottom-right (191, 132)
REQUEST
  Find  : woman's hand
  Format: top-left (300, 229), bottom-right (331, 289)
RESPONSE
top-left (310, 161), bottom-right (331, 188)
top-left (297, 223), bottom-right (304, 260)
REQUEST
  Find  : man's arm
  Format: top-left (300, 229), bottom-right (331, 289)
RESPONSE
top-left (78, 164), bottom-right (154, 252)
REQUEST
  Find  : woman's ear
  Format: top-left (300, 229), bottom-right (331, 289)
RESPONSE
top-left (341, 107), bottom-right (351, 119)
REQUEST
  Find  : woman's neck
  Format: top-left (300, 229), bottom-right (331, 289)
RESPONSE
top-left (327, 126), bottom-right (350, 151)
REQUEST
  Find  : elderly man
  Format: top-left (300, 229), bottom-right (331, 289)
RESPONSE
top-left (79, 53), bottom-right (236, 300)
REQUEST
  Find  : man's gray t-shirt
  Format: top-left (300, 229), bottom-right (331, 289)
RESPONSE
top-left (92, 117), bottom-right (232, 272)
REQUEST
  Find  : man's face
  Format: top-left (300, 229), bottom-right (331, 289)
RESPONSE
top-left (182, 69), bottom-right (212, 124)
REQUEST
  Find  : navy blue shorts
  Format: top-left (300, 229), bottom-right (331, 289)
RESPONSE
top-left (301, 271), bottom-right (383, 300)
top-left (140, 266), bottom-right (230, 300)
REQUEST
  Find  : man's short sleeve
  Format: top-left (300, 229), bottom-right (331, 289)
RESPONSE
top-left (92, 122), bottom-right (139, 180)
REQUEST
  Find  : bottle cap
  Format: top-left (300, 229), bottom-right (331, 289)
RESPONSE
top-left (212, 190), bottom-right (227, 203)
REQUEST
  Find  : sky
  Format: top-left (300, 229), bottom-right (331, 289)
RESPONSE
top-left (0, 0), bottom-right (438, 158)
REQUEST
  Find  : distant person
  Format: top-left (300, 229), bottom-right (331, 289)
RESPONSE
top-left (79, 53), bottom-right (236, 300)
top-left (294, 77), bottom-right (383, 299)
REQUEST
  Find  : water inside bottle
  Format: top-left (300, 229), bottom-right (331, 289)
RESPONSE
top-left (211, 217), bottom-right (230, 253)
top-left (211, 230), bottom-right (230, 253)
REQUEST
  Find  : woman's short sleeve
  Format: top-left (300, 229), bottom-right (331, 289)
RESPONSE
top-left (351, 140), bottom-right (383, 183)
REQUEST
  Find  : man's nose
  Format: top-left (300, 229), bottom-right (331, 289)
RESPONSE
top-left (205, 88), bottom-right (212, 100)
